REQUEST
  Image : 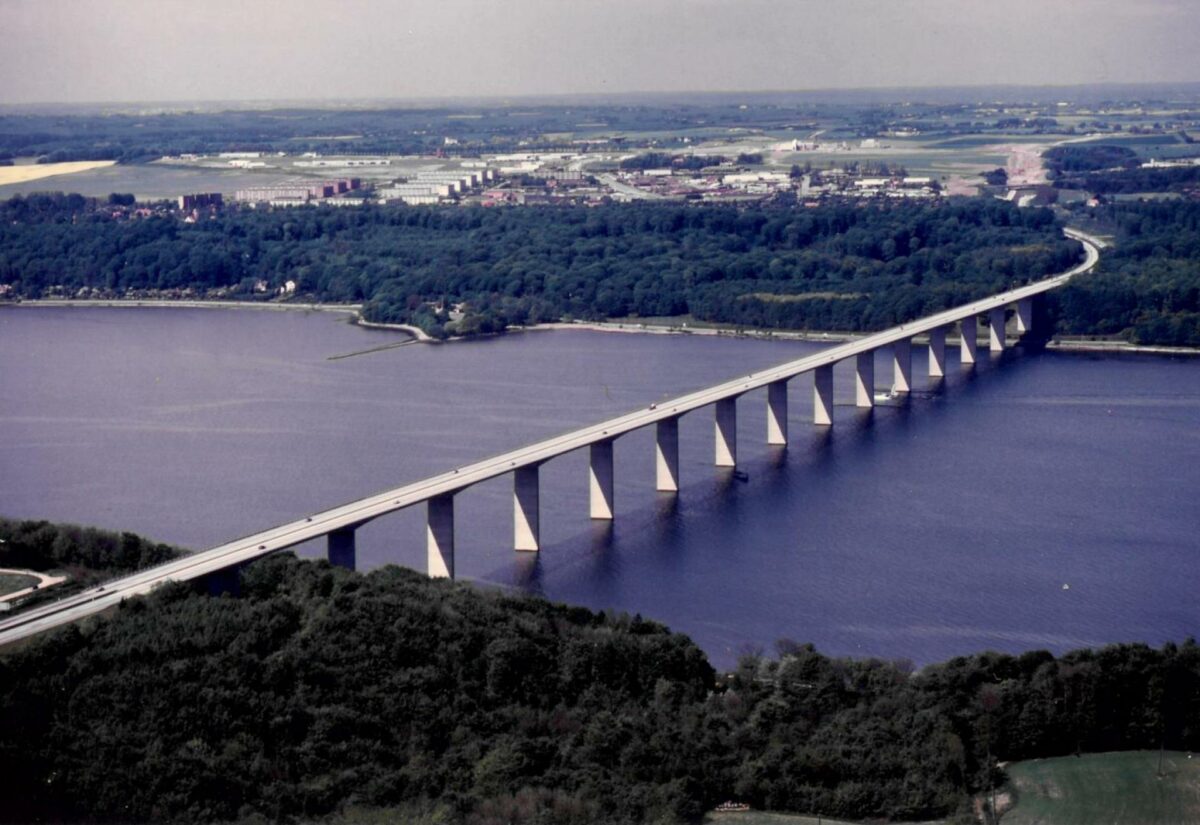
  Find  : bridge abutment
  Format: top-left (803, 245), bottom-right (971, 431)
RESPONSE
top-left (514, 464), bottom-right (540, 551)
top-left (205, 566), bottom-right (241, 597)
top-left (893, 338), bottom-right (912, 393)
top-left (1016, 297), bottom-right (1033, 334)
top-left (989, 308), bottom-right (1007, 352)
top-left (813, 365), bottom-right (833, 425)
top-left (327, 527), bottom-right (356, 571)
top-left (928, 327), bottom-right (946, 378)
top-left (656, 417), bottom-right (680, 492)
top-left (855, 352), bottom-right (874, 408)
top-left (715, 397), bottom-right (738, 466)
top-left (427, 494), bottom-right (455, 578)
top-left (767, 380), bottom-right (788, 445)
top-left (961, 319), bottom-right (978, 365)
top-left (589, 439), bottom-right (615, 519)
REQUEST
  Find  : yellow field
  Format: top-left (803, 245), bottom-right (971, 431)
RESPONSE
top-left (0, 160), bottom-right (116, 186)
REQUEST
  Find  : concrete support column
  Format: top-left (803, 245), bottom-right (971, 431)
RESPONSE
top-left (855, 352), bottom-right (874, 408)
top-left (327, 527), bottom-right (356, 571)
top-left (813, 365), bottom-right (834, 426)
top-left (767, 380), bottom-right (788, 446)
top-left (893, 338), bottom-right (912, 393)
top-left (715, 397), bottom-right (738, 467)
top-left (989, 307), bottom-right (1007, 352)
top-left (1016, 297), bottom-right (1033, 334)
top-left (928, 327), bottom-right (946, 378)
top-left (514, 464), bottom-right (540, 552)
top-left (960, 318), bottom-right (978, 365)
top-left (427, 494), bottom-right (454, 579)
top-left (205, 566), bottom-right (241, 598)
top-left (656, 417), bottom-right (680, 492)
top-left (589, 439), bottom-right (615, 520)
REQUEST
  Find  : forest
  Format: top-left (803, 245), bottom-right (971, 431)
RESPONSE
top-left (0, 195), bottom-right (1079, 339)
top-left (0, 535), bottom-right (1197, 825)
top-left (4, 192), bottom-right (1198, 346)
top-left (1066, 164), bottom-right (1200, 195)
top-left (0, 517), bottom-right (182, 608)
top-left (1053, 199), bottom-right (1200, 345)
top-left (1043, 144), bottom-right (1139, 176)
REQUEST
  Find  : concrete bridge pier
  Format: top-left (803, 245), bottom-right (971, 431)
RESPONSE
top-left (205, 565), bottom-right (241, 597)
top-left (656, 417), bottom-right (680, 492)
top-left (893, 338), bottom-right (912, 393)
top-left (960, 319), bottom-right (978, 365)
top-left (813, 365), bottom-right (834, 425)
top-left (1016, 297), bottom-right (1033, 334)
top-left (855, 352), bottom-right (874, 408)
top-left (427, 494), bottom-right (455, 578)
top-left (514, 464), bottom-right (541, 551)
top-left (589, 439), bottom-right (615, 520)
top-left (989, 307), bottom-right (1007, 352)
top-left (767, 379), bottom-right (788, 445)
top-left (327, 527), bottom-right (357, 571)
top-left (928, 327), bottom-right (946, 378)
top-left (715, 397), bottom-right (738, 466)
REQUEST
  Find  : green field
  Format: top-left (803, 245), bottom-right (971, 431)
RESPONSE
top-left (1002, 751), bottom-right (1200, 824)
top-left (0, 572), bottom-right (38, 594)
top-left (706, 812), bottom-right (880, 825)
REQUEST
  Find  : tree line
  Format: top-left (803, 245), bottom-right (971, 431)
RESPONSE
top-left (1065, 164), bottom-right (1200, 195)
top-left (1044, 144), bottom-right (1139, 176)
top-left (1052, 199), bottom-right (1200, 345)
top-left (0, 530), bottom-right (1198, 825)
top-left (0, 516), bottom-right (183, 610)
top-left (0, 195), bottom-right (1078, 340)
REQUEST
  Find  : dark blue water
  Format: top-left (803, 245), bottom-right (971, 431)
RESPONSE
top-left (2, 306), bottom-right (1197, 669)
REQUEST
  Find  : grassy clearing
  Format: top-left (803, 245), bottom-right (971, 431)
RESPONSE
top-left (706, 812), bottom-right (872, 825)
top-left (1002, 750), bottom-right (1200, 825)
top-left (741, 291), bottom-right (866, 302)
top-left (0, 161), bottom-right (116, 186)
top-left (0, 572), bottom-right (39, 594)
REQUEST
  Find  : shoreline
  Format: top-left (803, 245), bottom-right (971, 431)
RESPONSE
top-left (9, 297), bottom-right (363, 314)
top-left (7, 299), bottom-right (1196, 357)
top-left (5, 298), bottom-right (432, 343)
top-left (516, 320), bottom-right (1200, 356)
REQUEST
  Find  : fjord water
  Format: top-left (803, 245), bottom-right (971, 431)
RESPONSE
top-left (2, 307), bottom-right (1197, 668)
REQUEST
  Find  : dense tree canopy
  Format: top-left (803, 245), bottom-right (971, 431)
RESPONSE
top-left (0, 516), bottom-right (183, 609)
top-left (1053, 200), bottom-right (1200, 345)
top-left (1, 533), bottom-right (1198, 825)
top-left (1063, 164), bottom-right (1200, 195)
top-left (0, 195), bottom-right (1078, 339)
top-left (1044, 144), bottom-right (1139, 176)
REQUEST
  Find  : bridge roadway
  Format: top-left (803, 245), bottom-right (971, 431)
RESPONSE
top-left (0, 230), bottom-right (1102, 647)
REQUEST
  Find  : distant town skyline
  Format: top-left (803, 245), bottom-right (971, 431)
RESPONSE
top-left (1, 0), bottom-right (1198, 105)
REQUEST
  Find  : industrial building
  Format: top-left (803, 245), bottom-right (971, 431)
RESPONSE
top-left (233, 178), bottom-right (361, 204)
top-left (177, 193), bottom-right (223, 210)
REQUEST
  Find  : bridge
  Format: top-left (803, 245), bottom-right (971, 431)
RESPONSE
top-left (0, 229), bottom-right (1103, 647)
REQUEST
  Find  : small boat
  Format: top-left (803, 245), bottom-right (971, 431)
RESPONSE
top-left (732, 470), bottom-right (749, 482)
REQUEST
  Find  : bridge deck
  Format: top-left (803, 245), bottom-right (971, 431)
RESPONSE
top-left (0, 230), bottom-right (1101, 646)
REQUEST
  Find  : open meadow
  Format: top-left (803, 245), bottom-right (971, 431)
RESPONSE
top-left (1002, 751), bottom-right (1200, 824)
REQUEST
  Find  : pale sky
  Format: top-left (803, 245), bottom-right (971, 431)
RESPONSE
top-left (1, 0), bottom-right (1198, 104)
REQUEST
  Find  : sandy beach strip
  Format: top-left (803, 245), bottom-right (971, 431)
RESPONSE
top-left (0, 160), bottom-right (117, 186)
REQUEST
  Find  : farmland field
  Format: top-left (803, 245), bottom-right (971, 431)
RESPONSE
top-left (1002, 751), bottom-right (1200, 825)
top-left (0, 160), bottom-right (115, 186)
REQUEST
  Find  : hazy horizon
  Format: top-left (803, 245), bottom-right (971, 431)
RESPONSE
top-left (7, 80), bottom-right (1200, 114)
top-left (2, 0), bottom-right (1198, 106)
